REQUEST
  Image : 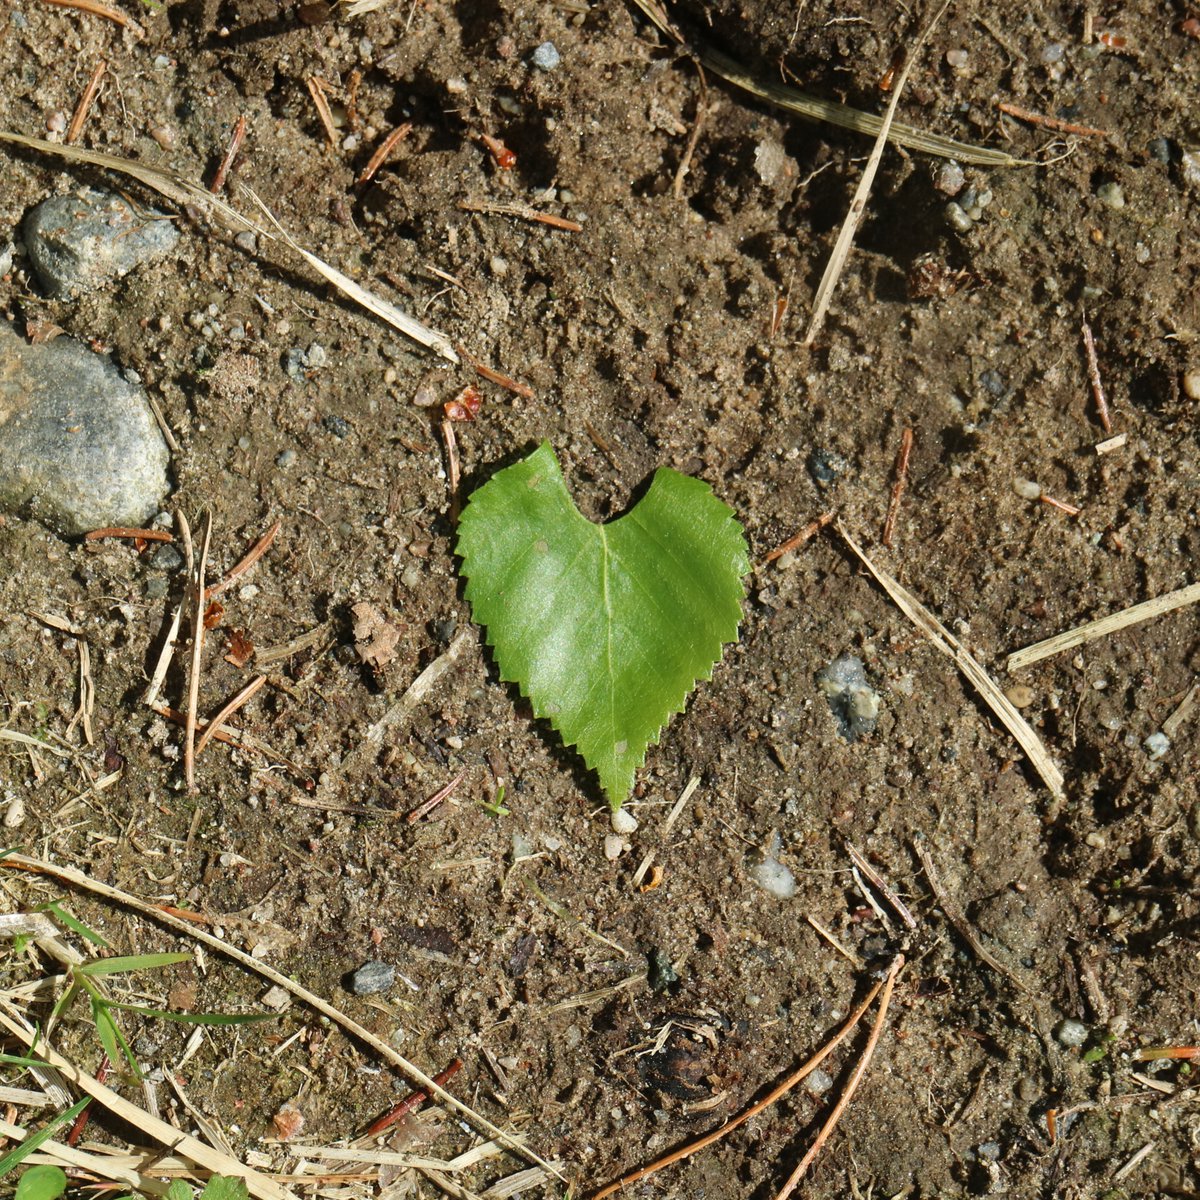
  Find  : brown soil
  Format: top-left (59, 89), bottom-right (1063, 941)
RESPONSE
top-left (1, 1), bottom-right (1198, 1197)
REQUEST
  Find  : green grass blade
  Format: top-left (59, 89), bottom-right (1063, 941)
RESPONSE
top-left (103, 1001), bottom-right (271, 1026)
top-left (35, 901), bottom-right (109, 948)
top-left (79, 952), bottom-right (191, 977)
top-left (0, 1098), bottom-right (89, 1180)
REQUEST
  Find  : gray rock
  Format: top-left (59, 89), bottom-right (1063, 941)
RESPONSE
top-left (24, 187), bottom-right (179, 297)
top-left (816, 654), bottom-right (881, 741)
top-left (531, 41), bottom-right (561, 71)
top-left (346, 960), bottom-right (395, 996)
top-left (0, 323), bottom-right (171, 535)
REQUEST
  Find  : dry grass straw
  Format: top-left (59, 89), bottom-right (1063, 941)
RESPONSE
top-left (0, 853), bottom-right (559, 1181)
top-left (0, 131), bottom-right (459, 362)
top-left (838, 524), bottom-right (1066, 799)
top-left (626, 0), bottom-right (1031, 166)
top-left (1007, 580), bottom-right (1200, 672)
top-left (804, 2), bottom-right (949, 345)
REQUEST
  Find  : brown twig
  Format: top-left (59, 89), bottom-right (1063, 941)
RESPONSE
top-left (847, 844), bottom-right (917, 930)
top-left (206, 519), bottom-right (280, 599)
top-left (84, 526), bottom-right (174, 542)
top-left (765, 511), bottom-right (834, 563)
top-left (364, 1058), bottom-right (463, 1135)
top-left (210, 115), bottom-right (247, 194)
top-left (462, 354), bottom-right (536, 399)
top-left (672, 63), bottom-right (709, 200)
top-left (39, 0), bottom-right (133, 29)
top-left (458, 199), bottom-right (582, 232)
top-left (1039, 492), bottom-right (1082, 517)
top-left (1080, 317), bottom-right (1113, 433)
top-left (590, 973), bottom-right (888, 1200)
top-left (66, 60), bottom-right (107, 146)
top-left (64, 1055), bottom-right (110, 1147)
top-left (184, 513), bottom-right (213, 794)
top-left (406, 769), bottom-right (467, 824)
top-left (881, 427), bottom-right (913, 547)
top-left (441, 419), bottom-right (461, 520)
top-left (997, 102), bottom-right (1111, 138)
top-left (773, 955), bottom-right (903, 1200)
top-left (357, 122), bottom-right (412, 185)
top-left (305, 76), bottom-right (340, 149)
top-left (194, 675), bottom-right (266, 758)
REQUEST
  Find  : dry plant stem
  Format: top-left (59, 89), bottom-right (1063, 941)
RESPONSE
top-left (0, 1006), bottom-right (296, 1200)
top-left (441, 419), bottom-right (461, 515)
top-left (210, 114), bottom-right (247, 193)
top-left (0, 1116), bottom-right (170, 1196)
top-left (913, 842), bottom-right (1028, 991)
top-left (765, 511), bottom-right (834, 563)
top-left (673, 64), bottom-right (709, 199)
top-left (838, 524), bottom-right (1065, 798)
top-left (625, 0), bottom-right (1029, 165)
top-left (0, 132), bottom-right (459, 362)
top-left (184, 513), bottom-right (213, 793)
top-left (358, 122), bottom-right (412, 185)
top-left (462, 354), bottom-right (536, 399)
top-left (881, 427), bottom-right (914, 547)
top-left (1081, 318), bottom-right (1113, 433)
top-left (589, 974), bottom-right (887, 1199)
top-left (66, 60), bottom-right (106, 146)
top-left (457, 199), bottom-right (583, 232)
top-left (1039, 493), bottom-right (1081, 517)
top-left (847, 844), bottom-right (916, 930)
top-left (194, 674), bottom-right (266, 758)
top-left (997, 102), bottom-right (1111, 138)
top-left (0, 853), bottom-right (559, 1179)
top-left (364, 1057), bottom-right (463, 1135)
top-left (1161, 682), bottom-right (1200, 739)
top-left (206, 519), bottom-right (280, 598)
top-left (142, 602), bottom-right (184, 709)
top-left (1007, 580), bottom-right (1200, 671)
top-left (39, 0), bottom-right (135, 29)
top-left (772, 956), bottom-right (904, 1200)
top-left (407, 768), bottom-right (467, 823)
top-left (804, 4), bottom-right (949, 345)
top-left (84, 526), bottom-right (173, 542)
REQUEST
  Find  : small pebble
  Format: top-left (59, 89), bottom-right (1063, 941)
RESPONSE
top-left (610, 808), bottom-right (638, 835)
top-left (1147, 137), bottom-right (1173, 164)
top-left (816, 654), bottom-right (880, 741)
top-left (944, 201), bottom-right (974, 233)
top-left (149, 544), bottom-right (184, 573)
top-left (945, 48), bottom-right (969, 69)
top-left (531, 41), bottom-right (561, 71)
top-left (603, 833), bottom-right (625, 861)
top-left (934, 160), bottom-right (965, 196)
top-left (804, 1068), bottom-right (833, 1095)
top-left (1055, 1018), bottom-right (1089, 1048)
top-left (1181, 149), bottom-right (1200, 189)
top-left (1144, 731), bottom-right (1170, 760)
top-left (1004, 684), bottom-right (1035, 709)
top-left (275, 448), bottom-right (297, 468)
top-left (1040, 41), bottom-right (1065, 63)
top-left (260, 984), bottom-right (292, 1011)
top-left (347, 960), bottom-right (395, 996)
top-left (1095, 181), bottom-right (1125, 210)
top-left (4, 798), bottom-right (27, 829)
top-left (1181, 371), bottom-right (1200, 401)
top-left (1013, 478), bottom-right (1041, 500)
top-left (445, 75), bottom-right (468, 95)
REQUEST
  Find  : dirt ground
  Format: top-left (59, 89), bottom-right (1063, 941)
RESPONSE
top-left (1, 0), bottom-right (1198, 1197)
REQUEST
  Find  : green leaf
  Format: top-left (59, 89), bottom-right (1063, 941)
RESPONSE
top-left (14, 1165), bottom-right (67, 1200)
top-left (198, 1178), bottom-right (251, 1200)
top-left (80, 952), bottom-right (191, 977)
top-left (457, 443), bottom-right (748, 806)
top-left (166, 1181), bottom-right (194, 1200)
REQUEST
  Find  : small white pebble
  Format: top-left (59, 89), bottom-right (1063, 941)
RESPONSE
top-left (445, 75), bottom-right (468, 95)
top-left (610, 807), bottom-right (638, 834)
top-left (603, 833), bottom-right (625, 861)
top-left (1013, 478), bottom-right (1041, 500)
top-left (1055, 1019), bottom-right (1089, 1048)
top-left (4, 799), bottom-right (26, 829)
top-left (1085, 832), bottom-right (1106, 849)
top-left (1144, 731), bottom-right (1170, 760)
top-left (945, 48), bottom-right (969, 69)
top-left (1182, 371), bottom-right (1200, 401)
top-left (749, 856), bottom-right (796, 899)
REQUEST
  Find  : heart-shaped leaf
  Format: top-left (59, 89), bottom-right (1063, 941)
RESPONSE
top-left (457, 443), bottom-right (749, 807)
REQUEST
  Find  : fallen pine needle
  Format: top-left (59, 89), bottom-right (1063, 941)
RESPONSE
top-left (66, 59), bottom-right (106, 146)
top-left (590, 970), bottom-right (888, 1199)
top-left (804, 4), bottom-right (949, 345)
top-left (206, 518), bottom-right (280, 599)
top-left (773, 955), bottom-right (903, 1200)
top-left (765, 511), bottom-right (834, 564)
top-left (1007, 580), bottom-right (1200, 672)
top-left (881, 427), bottom-right (914, 547)
top-left (0, 853), bottom-right (560, 1180)
top-left (194, 675), bottom-right (266, 758)
top-left (358, 122), bottom-right (413, 185)
top-left (183, 511), bottom-right (212, 794)
top-left (39, 0), bottom-right (138, 31)
top-left (997, 101), bottom-right (1111, 139)
top-left (838, 524), bottom-right (1065, 798)
top-left (0, 131), bottom-right (459, 362)
top-left (84, 526), bottom-right (174, 543)
top-left (458, 199), bottom-right (582, 232)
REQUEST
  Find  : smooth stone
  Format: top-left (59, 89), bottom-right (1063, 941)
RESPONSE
top-left (346, 960), bottom-right (395, 996)
top-left (24, 186), bottom-right (179, 297)
top-left (0, 323), bottom-right (171, 535)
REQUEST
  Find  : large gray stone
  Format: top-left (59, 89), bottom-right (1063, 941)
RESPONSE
top-left (0, 323), bottom-right (171, 536)
top-left (24, 187), bottom-right (179, 297)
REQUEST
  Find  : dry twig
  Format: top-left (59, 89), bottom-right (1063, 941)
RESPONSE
top-left (66, 60), bottom-right (106, 146)
top-left (358, 122), bottom-right (413, 185)
top-left (765, 511), bottom-right (834, 564)
top-left (206, 519), bottom-right (280, 599)
top-left (458, 199), bottom-right (582, 232)
top-left (1081, 318), bottom-right (1113, 433)
top-left (997, 102), bottom-right (1111, 138)
top-left (39, 0), bottom-right (137, 30)
top-left (194, 675), bottom-right (266, 758)
top-left (881, 427), bottom-right (913, 547)
top-left (210, 115), bottom-right (247, 194)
